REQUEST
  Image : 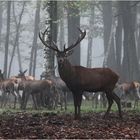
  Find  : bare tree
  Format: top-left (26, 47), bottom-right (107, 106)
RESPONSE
top-left (87, 2), bottom-right (95, 68)
top-left (58, 1), bottom-right (65, 51)
top-left (120, 1), bottom-right (140, 81)
top-left (115, 2), bottom-right (123, 80)
top-left (0, 2), bottom-right (3, 48)
top-left (67, 1), bottom-right (80, 65)
top-left (8, 1), bottom-right (26, 77)
top-left (44, 1), bottom-right (58, 76)
top-left (29, 1), bottom-right (41, 76)
top-left (3, 1), bottom-right (11, 78)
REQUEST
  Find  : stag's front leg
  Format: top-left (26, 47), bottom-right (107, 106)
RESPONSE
top-left (73, 92), bottom-right (82, 120)
top-left (11, 91), bottom-right (17, 109)
top-left (73, 93), bottom-right (78, 119)
top-left (77, 92), bottom-right (82, 119)
top-left (64, 91), bottom-right (67, 111)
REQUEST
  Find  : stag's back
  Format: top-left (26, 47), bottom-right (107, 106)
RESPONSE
top-left (66, 66), bottom-right (119, 92)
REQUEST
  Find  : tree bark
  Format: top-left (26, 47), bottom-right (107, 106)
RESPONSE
top-left (120, 1), bottom-right (139, 81)
top-left (3, 1), bottom-right (11, 78)
top-left (87, 2), bottom-right (94, 68)
top-left (44, 1), bottom-right (58, 76)
top-left (102, 1), bottom-right (116, 69)
top-left (67, 1), bottom-right (80, 65)
top-left (102, 1), bottom-right (112, 56)
top-left (115, 2), bottom-right (123, 79)
top-left (0, 2), bottom-right (3, 48)
top-left (29, 1), bottom-right (40, 76)
top-left (8, 2), bottom-right (25, 77)
top-left (58, 1), bottom-right (65, 51)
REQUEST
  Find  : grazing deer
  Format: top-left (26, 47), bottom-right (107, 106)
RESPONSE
top-left (39, 27), bottom-right (122, 119)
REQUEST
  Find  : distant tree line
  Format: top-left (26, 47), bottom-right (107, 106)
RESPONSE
top-left (0, 1), bottom-right (140, 82)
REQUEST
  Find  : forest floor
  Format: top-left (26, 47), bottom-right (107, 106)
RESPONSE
top-left (0, 110), bottom-right (140, 139)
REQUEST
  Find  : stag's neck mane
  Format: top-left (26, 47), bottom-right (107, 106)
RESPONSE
top-left (58, 59), bottom-right (75, 83)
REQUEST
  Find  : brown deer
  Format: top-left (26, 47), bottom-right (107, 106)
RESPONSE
top-left (39, 27), bottom-right (122, 119)
top-left (15, 71), bottom-right (54, 109)
top-left (0, 72), bottom-right (18, 108)
top-left (20, 79), bottom-right (54, 109)
top-left (40, 70), bottom-right (69, 110)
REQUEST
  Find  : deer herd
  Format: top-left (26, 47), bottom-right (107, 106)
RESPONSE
top-left (0, 27), bottom-right (140, 120)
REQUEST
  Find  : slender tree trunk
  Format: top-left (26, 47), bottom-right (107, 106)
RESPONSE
top-left (29, 1), bottom-right (40, 76)
top-left (115, 2), bottom-right (123, 79)
top-left (102, 1), bottom-right (112, 57)
top-left (17, 40), bottom-right (22, 71)
top-left (32, 1), bottom-right (41, 77)
top-left (67, 1), bottom-right (80, 65)
top-left (3, 1), bottom-right (11, 78)
top-left (136, 5), bottom-right (140, 67)
top-left (0, 2), bottom-right (3, 48)
top-left (87, 3), bottom-right (94, 68)
top-left (8, 2), bottom-right (25, 77)
top-left (58, 1), bottom-right (65, 51)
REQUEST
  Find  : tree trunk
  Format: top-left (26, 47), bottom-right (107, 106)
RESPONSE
top-left (17, 40), bottom-right (22, 71)
top-left (58, 1), bottom-right (65, 51)
top-left (102, 1), bottom-right (116, 69)
top-left (115, 2), bottom-right (123, 80)
top-left (0, 2), bottom-right (3, 48)
top-left (120, 1), bottom-right (140, 81)
top-left (32, 1), bottom-right (41, 77)
top-left (136, 4), bottom-right (140, 67)
top-left (44, 1), bottom-right (58, 76)
top-left (67, 1), bottom-right (80, 65)
top-left (87, 2), bottom-right (94, 68)
top-left (8, 2), bottom-right (25, 77)
top-left (102, 1), bottom-right (112, 56)
top-left (29, 1), bottom-right (40, 76)
top-left (3, 1), bottom-right (11, 78)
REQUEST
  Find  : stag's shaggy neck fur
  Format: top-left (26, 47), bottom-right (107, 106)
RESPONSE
top-left (58, 59), bottom-right (76, 88)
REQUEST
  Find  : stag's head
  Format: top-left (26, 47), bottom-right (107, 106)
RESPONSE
top-left (39, 27), bottom-right (86, 66)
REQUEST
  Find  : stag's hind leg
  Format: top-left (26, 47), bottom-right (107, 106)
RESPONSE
top-left (112, 92), bottom-right (122, 119)
top-left (104, 92), bottom-right (113, 118)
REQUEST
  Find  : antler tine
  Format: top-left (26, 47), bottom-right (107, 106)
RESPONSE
top-left (64, 28), bottom-right (86, 52)
top-left (52, 41), bottom-right (59, 50)
top-left (39, 28), bottom-right (59, 52)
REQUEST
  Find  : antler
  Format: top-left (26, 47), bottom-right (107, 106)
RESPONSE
top-left (64, 27), bottom-right (86, 52)
top-left (39, 28), bottom-right (59, 52)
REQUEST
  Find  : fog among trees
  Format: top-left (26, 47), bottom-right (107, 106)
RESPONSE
top-left (0, 1), bottom-right (140, 82)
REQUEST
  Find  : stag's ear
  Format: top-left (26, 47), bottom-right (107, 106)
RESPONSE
top-left (66, 50), bottom-right (74, 57)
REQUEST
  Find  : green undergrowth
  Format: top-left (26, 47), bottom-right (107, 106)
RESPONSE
top-left (0, 100), bottom-right (139, 116)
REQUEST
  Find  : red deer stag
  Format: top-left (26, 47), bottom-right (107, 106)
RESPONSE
top-left (39, 28), bottom-right (122, 119)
